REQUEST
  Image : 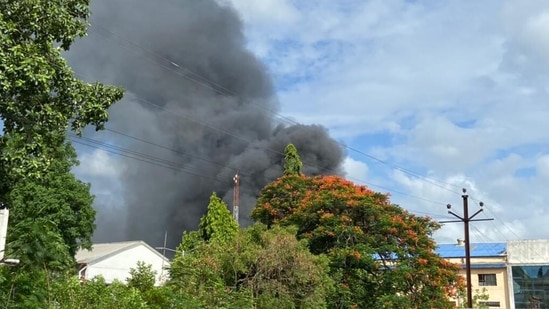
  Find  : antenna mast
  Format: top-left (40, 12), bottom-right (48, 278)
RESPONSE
top-left (233, 172), bottom-right (240, 225)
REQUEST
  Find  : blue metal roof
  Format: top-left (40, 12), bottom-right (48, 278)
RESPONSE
top-left (463, 263), bottom-right (506, 269)
top-left (436, 242), bottom-right (506, 258)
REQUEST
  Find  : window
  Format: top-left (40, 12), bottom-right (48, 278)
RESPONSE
top-left (478, 274), bottom-right (497, 286)
top-left (479, 301), bottom-right (500, 307)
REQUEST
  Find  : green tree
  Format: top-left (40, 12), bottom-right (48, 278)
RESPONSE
top-left (459, 288), bottom-right (490, 309)
top-left (0, 141), bottom-right (96, 307)
top-left (252, 174), bottom-right (461, 309)
top-left (51, 276), bottom-right (148, 309)
top-left (6, 142), bottom-right (95, 256)
top-left (0, 1), bottom-right (124, 179)
top-left (199, 192), bottom-right (238, 244)
top-left (169, 223), bottom-right (332, 308)
top-left (0, 219), bottom-right (73, 308)
top-left (127, 261), bottom-right (157, 294)
top-left (177, 192), bottom-right (238, 259)
top-left (283, 143), bottom-right (303, 176)
top-left (127, 262), bottom-right (177, 309)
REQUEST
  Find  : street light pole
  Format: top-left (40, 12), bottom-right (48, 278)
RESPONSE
top-left (440, 188), bottom-right (493, 309)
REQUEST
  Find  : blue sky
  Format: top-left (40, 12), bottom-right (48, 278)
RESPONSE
top-left (220, 0), bottom-right (549, 243)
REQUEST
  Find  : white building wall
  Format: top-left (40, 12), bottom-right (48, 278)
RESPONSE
top-left (508, 239), bottom-right (549, 264)
top-left (86, 244), bottom-right (169, 285)
top-left (0, 209), bottom-right (8, 261)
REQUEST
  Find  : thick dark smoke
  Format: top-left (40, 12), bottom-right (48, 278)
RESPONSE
top-left (67, 0), bottom-right (344, 249)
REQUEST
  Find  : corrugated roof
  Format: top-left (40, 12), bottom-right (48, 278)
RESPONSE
top-left (76, 240), bottom-right (169, 264)
top-left (436, 242), bottom-right (506, 258)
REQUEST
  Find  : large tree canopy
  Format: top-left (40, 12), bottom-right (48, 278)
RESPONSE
top-left (7, 142), bottom-right (95, 257)
top-left (0, 0), bottom-right (123, 178)
top-left (169, 224), bottom-right (333, 309)
top-left (0, 2), bottom-right (123, 306)
top-left (252, 174), bottom-right (461, 309)
top-left (1, 141), bottom-right (97, 307)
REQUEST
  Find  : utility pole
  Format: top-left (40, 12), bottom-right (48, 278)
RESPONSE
top-left (233, 172), bottom-right (240, 225)
top-left (440, 188), bottom-right (493, 309)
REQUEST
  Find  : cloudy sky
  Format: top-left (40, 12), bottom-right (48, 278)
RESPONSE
top-left (70, 0), bottom-right (549, 246)
top-left (219, 0), bottom-right (549, 244)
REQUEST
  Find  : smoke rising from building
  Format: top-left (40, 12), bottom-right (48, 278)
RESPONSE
top-left (67, 0), bottom-right (344, 248)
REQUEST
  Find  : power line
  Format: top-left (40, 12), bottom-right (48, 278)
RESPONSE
top-left (75, 116), bottom-right (454, 209)
top-left (469, 197), bottom-right (522, 240)
top-left (70, 135), bottom-right (226, 183)
top-left (108, 92), bottom-right (340, 176)
top-left (69, 60), bottom-right (458, 211)
top-left (104, 127), bottom-right (246, 176)
top-left (87, 23), bottom-right (464, 197)
top-left (89, 24), bottom-right (299, 128)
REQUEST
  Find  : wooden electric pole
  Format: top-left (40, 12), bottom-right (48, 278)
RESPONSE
top-left (440, 188), bottom-right (493, 309)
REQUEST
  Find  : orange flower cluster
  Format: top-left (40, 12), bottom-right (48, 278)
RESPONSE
top-left (321, 212), bottom-right (334, 220)
top-left (349, 249), bottom-right (362, 260)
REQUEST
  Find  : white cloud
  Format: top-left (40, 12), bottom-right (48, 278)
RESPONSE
top-left (73, 147), bottom-right (128, 242)
top-left (536, 155), bottom-right (549, 178)
top-left (343, 156), bottom-right (369, 183)
top-left (228, 0), bottom-right (549, 244)
top-left (74, 149), bottom-right (124, 178)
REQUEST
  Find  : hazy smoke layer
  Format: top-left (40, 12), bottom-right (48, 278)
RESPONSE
top-left (67, 0), bottom-right (344, 248)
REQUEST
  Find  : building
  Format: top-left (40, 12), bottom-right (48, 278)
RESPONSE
top-left (437, 240), bottom-right (510, 308)
top-left (76, 240), bottom-right (169, 285)
top-left (507, 239), bottom-right (549, 309)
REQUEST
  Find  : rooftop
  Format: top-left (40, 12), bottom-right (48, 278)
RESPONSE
top-left (76, 240), bottom-right (169, 264)
top-left (436, 242), bottom-right (506, 258)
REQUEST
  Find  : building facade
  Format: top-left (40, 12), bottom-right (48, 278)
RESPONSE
top-left (507, 239), bottom-right (549, 309)
top-left (437, 241), bottom-right (510, 308)
top-left (76, 240), bottom-right (169, 286)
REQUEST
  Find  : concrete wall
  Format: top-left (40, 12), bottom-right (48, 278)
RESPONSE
top-left (446, 256), bottom-right (510, 308)
top-left (508, 239), bottom-right (549, 265)
top-left (86, 244), bottom-right (169, 285)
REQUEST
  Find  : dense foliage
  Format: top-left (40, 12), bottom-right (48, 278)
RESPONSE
top-left (0, 141), bottom-right (97, 307)
top-left (169, 224), bottom-right (333, 308)
top-left (252, 174), bottom-right (461, 309)
top-left (7, 142), bottom-right (95, 257)
top-left (283, 143), bottom-right (303, 176)
top-left (179, 192), bottom-right (238, 252)
top-left (199, 192), bottom-right (238, 243)
top-left (0, 0), bottom-right (123, 179)
top-left (0, 1), bottom-right (122, 307)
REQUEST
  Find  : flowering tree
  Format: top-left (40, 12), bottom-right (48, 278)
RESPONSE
top-left (252, 174), bottom-right (461, 308)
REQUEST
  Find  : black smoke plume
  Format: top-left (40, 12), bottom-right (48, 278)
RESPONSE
top-left (67, 0), bottom-right (344, 249)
